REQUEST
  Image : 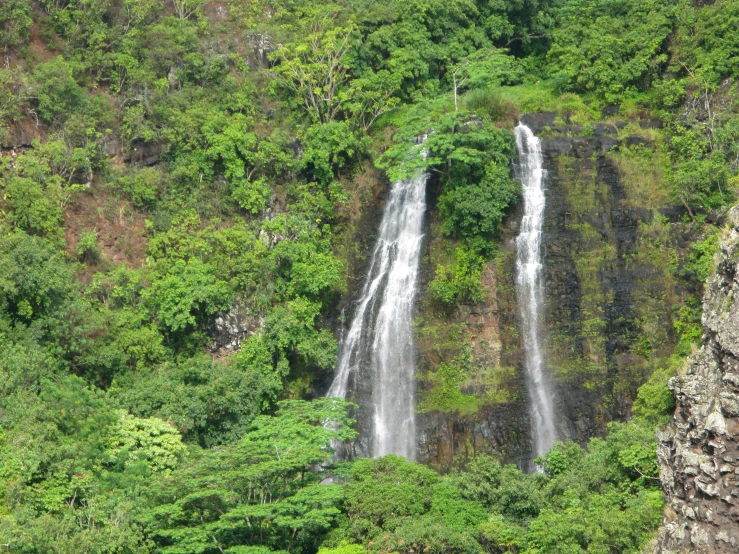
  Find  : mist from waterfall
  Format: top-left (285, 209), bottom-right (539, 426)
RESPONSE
top-left (514, 123), bottom-right (558, 461)
top-left (327, 146), bottom-right (428, 460)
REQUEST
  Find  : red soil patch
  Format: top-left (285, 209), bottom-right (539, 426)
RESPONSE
top-left (64, 189), bottom-right (149, 280)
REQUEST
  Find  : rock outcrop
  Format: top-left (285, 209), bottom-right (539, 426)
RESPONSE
top-left (2, 118), bottom-right (38, 150)
top-left (655, 207), bottom-right (739, 552)
top-left (210, 299), bottom-right (261, 353)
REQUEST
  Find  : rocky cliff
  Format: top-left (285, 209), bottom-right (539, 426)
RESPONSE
top-left (655, 207), bottom-right (739, 552)
top-left (416, 112), bottom-right (699, 469)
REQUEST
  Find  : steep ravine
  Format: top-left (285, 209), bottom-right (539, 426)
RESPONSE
top-left (655, 207), bottom-right (739, 553)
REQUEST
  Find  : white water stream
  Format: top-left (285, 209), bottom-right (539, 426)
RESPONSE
top-left (327, 148), bottom-right (428, 460)
top-left (514, 123), bottom-right (558, 459)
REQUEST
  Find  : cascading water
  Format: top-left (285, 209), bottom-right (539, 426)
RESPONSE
top-left (327, 143), bottom-right (428, 460)
top-left (514, 123), bottom-right (558, 461)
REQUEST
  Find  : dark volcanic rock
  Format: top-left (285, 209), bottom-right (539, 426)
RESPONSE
top-left (123, 142), bottom-right (163, 166)
top-left (2, 118), bottom-right (38, 149)
top-left (417, 402), bottom-right (531, 469)
top-left (520, 112), bottom-right (556, 134)
top-left (210, 299), bottom-right (261, 353)
top-left (655, 207), bottom-right (739, 553)
top-left (593, 123), bottom-right (618, 136)
top-left (601, 104), bottom-right (621, 117)
top-left (626, 135), bottom-right (651, 149)
top-left (571, 137), bottom-right (621, 157)
top-left (537, 117), bottom-right (677, 443)
top-left (248, 33), bottom-right (276, 69)
top-left (414, 228), bottom-right (534, 469)
top-left (541, 136), bottom-right (573, 156)
top-left (640, 119), bottom-right (665, 129)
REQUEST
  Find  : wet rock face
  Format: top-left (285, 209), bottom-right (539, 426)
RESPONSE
top-left (656, 208), bottom-right (739, 553)
top-left (415, 118), bottom-right (690, 469)
top-left (520, 112), bottom-right (556, 133)
top-left (414, 238), bottom-right (533, 469)
top-left (415, 186), bottom-right (534, 469)
top-left (542, 133), bottom-right (646, 441)
top-left (417, 402), bottom-right (531, 468)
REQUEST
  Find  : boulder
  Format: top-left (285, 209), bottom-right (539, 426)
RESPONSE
top-left (520, 112), bottom-right (556, 134)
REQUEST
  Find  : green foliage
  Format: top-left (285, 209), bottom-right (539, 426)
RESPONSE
top-left (429, 246), bottom-right (487, 307)
top-left (0, 232), bottom-right (76, 327)
top-left (547, 0), bottom-right (674, 101)
top-left (144, 258), bottom-right (232, 335)
top-left (0, 139), bottom-right (87, 242)
top-left (668, 125), bottom-right (731, 212)
top-left (652, 78), bottom-right (687, 110)
top-left (343, 455), bottom-right (439, 533)
top-left (379, 104), bottom-right (516, 307)
top-left (375, 516), bottom-right (484, 554)
top-left (0, 0), bottom-right (32, 48)
top-left (520, 424), bottom-right (661, 552)
top-left (233, 177), bottom-right (271, 215)
top-left (114, 166), bottom-right (161, 208)
top-left (497, 82), bottom-right (560, 114)
top-left (318, 543), bottom-right (367, 554)
top-left (479, 514), bottom-right (526, 554)
top-left (671, 229), bottom-right (720, 357)
top-left (452, 455), bottom-right (542, 519)
top-left (682, 230), bottom-right (720, 284)
top-left (438, 162), bottom-right (519, 240)
top-left (452, 48), bottom-right (525, 93)
top-left (107, 410), bottom-right (186, 473)
top-left (203, 112), bottom-right (295, 214)
top-left (0, 68), bottom-right (26, 134)
top-left (0, 375), bottom-right (117, 515)
top-left (673, 299), bottom-right (703, 357)
top-left (110, 353), bottom-right (281, 447)
top-left (672, 0), bottom-right (739, 85)
top-left (143, 398), bottom-right (357, 554)
top-left (76, 229), bottom-right (100, 262)
top-left (418, 352), bottom-right (480, 414)
top-left (463, 87), bottom-right (517, 121)
top-left (263, 297), bottom-right (339, 374)
top-left (337, 454), bottom-right (486, 552)
top-left (302, 122), bottom-right (368, 186)
top-left (378, 108), bottom-right (516, 192)
top-left (270, 24), bottom-right (357, 125)
top-left (33, 57), bottom-right (86, 123)
top-left (327, 426), bottom-right (664, 554)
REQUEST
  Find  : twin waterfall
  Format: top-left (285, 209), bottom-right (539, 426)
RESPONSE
top-left (328, 125), bottom-right (556, 465)
top-left (327, 154), bottom-right (428, 460)
top-left (514, 123), bottom-right (557, 459)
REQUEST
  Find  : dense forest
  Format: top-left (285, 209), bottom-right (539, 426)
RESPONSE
top-left (1, 0), bottom-right (738, 552)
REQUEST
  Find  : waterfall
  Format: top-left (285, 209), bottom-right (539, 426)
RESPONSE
top-left (327, 145), bottom-right (428, 460)
top-left (514, 123), bottom-right (558, 460)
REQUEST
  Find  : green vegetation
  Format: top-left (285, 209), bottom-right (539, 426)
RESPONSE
top-left (316, 407), bottom-right (668, 554)
top-left (2, 0), bottom-right (739, 552)
top-left (415, 319), bottom-right (516, 415)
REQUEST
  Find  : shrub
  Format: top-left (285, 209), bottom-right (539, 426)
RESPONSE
top-left (76, 229), bottom-right (101, 262)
